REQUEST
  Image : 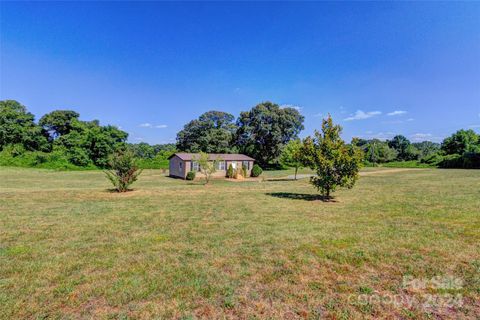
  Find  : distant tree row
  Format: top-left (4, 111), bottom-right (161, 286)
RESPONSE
top-left (0, 100), bottom-right (174, 169)
top-left (176, 101), bottom-right (304, 167)
top-left (350, 131), bottom-right (480, 168)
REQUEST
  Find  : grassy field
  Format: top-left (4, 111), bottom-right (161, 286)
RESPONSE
top-left (1, 167), bottom-right (479, 319)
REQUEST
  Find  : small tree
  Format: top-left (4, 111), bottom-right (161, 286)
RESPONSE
top-left (104, 149), bottom-right (142, 192)
top-left (226, 163), bottom-right (234, 178)
top-left (280, 139), bottom-right (303, 180)
top-left (301, 115), bottom-right (363, 199)
top-left (195, 152), bottom-right (219, 184)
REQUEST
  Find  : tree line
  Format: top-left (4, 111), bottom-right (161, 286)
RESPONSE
top-left (1, 99), bottom-right (479, 170)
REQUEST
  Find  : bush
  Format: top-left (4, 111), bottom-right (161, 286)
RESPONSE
top-left (439, 153), bottom-right (480, 169)
top-left (104, 150), bottom-right (142, 192)
top-left (420, 153), bottom-right (443, 166)
top-left (227, 164), bottom-right (234, 178)
top-left (242, 164), bottom-right (247, 178)
top-left (251, 164), bottom-right (263, 177)
top-left (67, 147), bottom-right (92, 167)
top-left (186, 171), bottom-right (196, 180)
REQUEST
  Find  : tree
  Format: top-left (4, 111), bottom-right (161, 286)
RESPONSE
top-left (0, 100), bottom-right (49, 151)
top-left (236, 101), bottom-right (304, 167)
top-left (104, 149), bottom-right (142, 192)
top-left (353, 138), bottom-right (397, 164)
top-left (388, 135), bottom-right (418, 161)
top-left (301, 115), bottom-right (363, 199)
top-left (194, 152), bottom-right (219, 184)
top-left (280, 139), bottom-right (303, 179)
top-left (39, 110), bottom-right (80, 140)
top-left (176, 111), bottom-right (237, 153)
top-left (441, 129), bottom-right (479, 155)
top-left (413, 141), bottom-right (440, 159)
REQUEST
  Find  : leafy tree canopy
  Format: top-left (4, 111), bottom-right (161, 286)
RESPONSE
top-left (441, 129), bottom-right (480, 155)
top-left (176, 111), bottom-right (237, 153)
top-left (237, 101), bottom-right (304, 167)
top-left (302, 115), bottom-right (363, 198)
top-left (0, 100), bottom-right (49, 151)
top-left (39, 110), bottom-right (80, 140)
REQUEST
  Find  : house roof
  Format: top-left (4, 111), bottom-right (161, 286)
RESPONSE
top-left (169, 153), bottom-right (255, 161)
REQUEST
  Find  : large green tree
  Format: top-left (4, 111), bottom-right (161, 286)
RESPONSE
top-left (176, 111), bottom-right (238, 153)
top-left (388, 135), bottom-right (419, 161)
top-left (441, 129), bottom-right (479, 155)
top-left (0, 100), bottom-right (49, 151)
top-left (39, 110), bottom-right (80, 140)
top-left (302, 116), bottom-right (363, 199)
top-left (236, 102), bottom-right (304, 167)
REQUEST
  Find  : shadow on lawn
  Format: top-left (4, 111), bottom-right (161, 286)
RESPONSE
top-left (266, 192), bottom-right (336, 202)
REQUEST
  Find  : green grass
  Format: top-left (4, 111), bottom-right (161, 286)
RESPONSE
top-left (1, 167), bottom-right (479, 319)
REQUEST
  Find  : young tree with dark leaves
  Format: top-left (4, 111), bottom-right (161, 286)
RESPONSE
top-left (302, 115), bottom-right (363, 199)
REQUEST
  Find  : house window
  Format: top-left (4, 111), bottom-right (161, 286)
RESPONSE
top-left (216, 161), bottom-right (226, 170)
top-left (179, 162), bottom-right (183, 171)
top-left (192, 161), bottom-right (200, 172)
top-left (242, 161), bottom-right (250, 170)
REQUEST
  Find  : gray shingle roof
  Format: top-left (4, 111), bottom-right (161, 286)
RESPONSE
top-left (169, 153), bottom-right (255, 161)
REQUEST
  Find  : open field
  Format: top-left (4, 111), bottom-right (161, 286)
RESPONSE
top-left (1, 167), bottom-right (479, 319)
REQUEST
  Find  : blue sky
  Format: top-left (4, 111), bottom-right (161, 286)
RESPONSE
top-left (1, 2), bottom-right (479, 144)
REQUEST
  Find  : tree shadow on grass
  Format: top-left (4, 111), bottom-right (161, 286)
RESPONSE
top-left (266, 192), bottom-right (336, 202)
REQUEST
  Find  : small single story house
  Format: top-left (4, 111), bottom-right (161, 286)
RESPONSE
top-left (168, 153), bottom-right (255, 179)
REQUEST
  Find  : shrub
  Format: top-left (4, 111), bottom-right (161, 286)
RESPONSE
top-left (242, 164), bottom-right (247, 178)
top-left (420, 153), bottom-right (443, 165)
top-left (186, 171), bottom-right (196, 180)
top-left (67, 147), bottom-right (92, 167)
top-left (104, 150), bottom-right (142, 192)
top-left (227, 164), bottom-right (234, 178)
top-left (439, 153), bottom-right (480, 169)
top-left (251, 164), bottom-right (262, 177)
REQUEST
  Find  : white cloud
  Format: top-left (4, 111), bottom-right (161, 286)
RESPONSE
top-left (407, 118), bottom-right (414, 122)
top-left (410, 133), bottom-right (443, 142)
top-left (387, 110), bottom-right (407, 116)
top-left (139, 123), bottom-right (168, 129)
top-left (281, 104), bottom-right (302, 111)
top-left (344, 110), bottom-right (381, 121)
top-left (313, 112), bottom-right (323, 118)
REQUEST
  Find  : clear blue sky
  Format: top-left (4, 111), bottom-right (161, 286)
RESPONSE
top-left (1, 2), bottom-right (479, 144)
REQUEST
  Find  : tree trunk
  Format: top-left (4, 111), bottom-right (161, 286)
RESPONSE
top-left (294, 166), bottom-right (298, 180)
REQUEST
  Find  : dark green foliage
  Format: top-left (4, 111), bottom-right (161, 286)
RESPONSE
top-left (130, 143), bottom-right (176, 169)
top-left (438, 153), bottom-right (480, 169)
top-left (104, 150), bottom-right (142, 192)
top-left (250, 164), bottom-right (262, 177)
top-left (39, 110), bottom-right (80, 140)
top-left (227, 164), bottom-right (234, 178)
top-left (177, 111), bottom-right (238, 153)
top-left (302, 116), bottom-right (363, 198)
top-left (420, 153), bottom-right (444, 166)
top-left (387, 135), bottom-right (419, 161)
top-left (441, 129), bottom-right (479, 155)
top-left (0, 146), bottom-right (91, 170)
top-left (186, 171), bottom-right (196, 180)
top-left (236, 102), bottom-right (304, 167)
top-left (0, 100), bottom-right (49, 152)
top-left (413, 141), bottom-right (440, 159)
top-left (353, 138), bottom-right (397, 164)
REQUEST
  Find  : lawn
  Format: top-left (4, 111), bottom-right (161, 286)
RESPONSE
top-left (1, 167), bottom-right (479, 319)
